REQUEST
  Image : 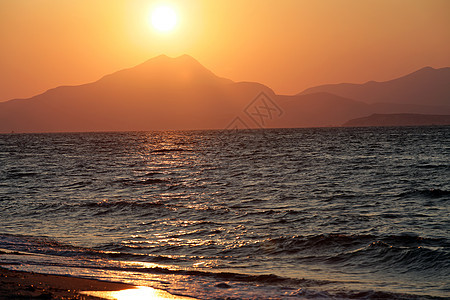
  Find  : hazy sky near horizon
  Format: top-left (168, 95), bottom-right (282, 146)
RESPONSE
top-left (1, 0), bottom-right (449, 101)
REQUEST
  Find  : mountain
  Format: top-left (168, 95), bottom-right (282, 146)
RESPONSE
top-left (300, 67), bottom-right (450, 106)
top-left (343, 113), bottom-right (450, 127)
top-left (1, 56), bottom-right (449, 133)
top-left (268, 93), bottom-right (372, 128)
top-left (265, 93), bottom-right (450, 128)
top-left (0, 55), bottom-right (275, 132)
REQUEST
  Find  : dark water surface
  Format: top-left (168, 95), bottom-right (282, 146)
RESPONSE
top-left (0, 127), bottom-right (449, 299)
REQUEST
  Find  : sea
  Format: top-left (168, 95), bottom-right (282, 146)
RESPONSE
top-left (0, 126), bottom-right (449, 299)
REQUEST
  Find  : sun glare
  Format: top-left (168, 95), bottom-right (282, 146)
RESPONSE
top-left (151, 5), bottom-right (177, 33)
top-left (82, 286), bottom-right (195, 300)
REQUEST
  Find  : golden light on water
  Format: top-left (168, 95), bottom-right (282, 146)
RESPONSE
top-left (82, 286), bottom-right (196, 300)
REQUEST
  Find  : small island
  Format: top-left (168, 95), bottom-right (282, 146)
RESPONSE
top-left (343, 113), bottom-right (450, 127)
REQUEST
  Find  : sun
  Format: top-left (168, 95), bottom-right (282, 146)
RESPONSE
top-left (150, 5), bottom-right (178, 33)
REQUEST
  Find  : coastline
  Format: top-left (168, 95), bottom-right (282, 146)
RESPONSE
top-left (0, 266), bottom-right (196, 300)
top-left (0, 266), bottom-right (132, 299)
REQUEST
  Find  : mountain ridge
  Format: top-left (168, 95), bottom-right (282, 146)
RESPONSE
top-left (0, 55), bottom-right (275, 132)
top-left (299, 66), bottom-right (450, 106)
top-left (0, 55), bottom-right (449, 133)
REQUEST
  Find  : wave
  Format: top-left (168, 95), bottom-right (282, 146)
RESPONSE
top-left (0, 234), bottom-right (327, 286)
top-left (139, 171), bottom-right (165, 177)
top-left (1, 233), bottom-right (448, 299)
top-left (0, 233), bottom-right (184, 264)
top-left (60, 180), bottom-right (93, 188)
top-left (134, 178), bottom-right (171, 185)
top-left (81, 200), bottom-right (165, 209)
top-left (289, 289), bottom-right (443, 299)
top-left (230, 234), bottom-right (450, 275)
top-left (415, 164), bottom-right (450, 170)
top-left (4, 170), bottom-right (38, 179)
top-left (0, 233), bottom-right (100, 258)
top-left (399, 188), bottom-right (450, 199)
top-left (114, 177), bottom-right (171, 186)
top-left (152, 148), bottom-right (192, 153)
top-left (80, 199), bottom-right (228, 213)
top-left (25, 199), bottom-right (232, 220)
top-left (318, 239), bottom-right (450, 275)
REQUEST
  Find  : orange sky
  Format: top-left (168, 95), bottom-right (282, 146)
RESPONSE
top-left (1, 0), bottom-right (449, 102)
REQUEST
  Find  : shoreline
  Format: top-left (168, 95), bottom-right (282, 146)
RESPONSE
top-left (0, 266), bottom-right (195, 300)
top-left (0, 266), bottom-right (133, 299)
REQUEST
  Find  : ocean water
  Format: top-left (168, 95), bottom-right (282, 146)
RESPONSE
top-left (0, 127), bottom-right (449, 299)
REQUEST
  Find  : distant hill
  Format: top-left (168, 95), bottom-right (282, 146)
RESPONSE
top-left (0, 55), bottom-right (449, 133)
top-left (269, 93), bottom-right (372, 128)
top-left (0, 55), bottom-right (275, 132)
top-left (343, 114), bottom-right (450, 127)
top-left (300, 67), bottom-right (450, 106)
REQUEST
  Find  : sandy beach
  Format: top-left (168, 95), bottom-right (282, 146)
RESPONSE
top-left (0, 264), bottom-right (198, 300)
top-left (0, 266), bottom-right (133, 299)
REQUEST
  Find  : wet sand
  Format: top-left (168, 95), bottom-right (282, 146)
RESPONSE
top-left (0, 265), bottom-right (197, 300)
top-left (0, 266), bottom-right (133, 299)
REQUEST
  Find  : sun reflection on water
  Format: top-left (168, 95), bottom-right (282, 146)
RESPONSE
top-left (82, 286), bottom-right (196, 300)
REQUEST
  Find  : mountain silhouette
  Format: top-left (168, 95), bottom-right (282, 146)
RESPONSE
top-left (0, 55), bottom-right (449, 133)
top-left (343, 113), bottom-right (450, 127)
top-left (270, 93), bottom-right (372, 128)
top-left (0, 55), bottom-right (275, 132)
top-left (300, 66), bottom-right (450, 106)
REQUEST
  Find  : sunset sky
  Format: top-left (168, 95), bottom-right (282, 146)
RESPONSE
top-left (1, 0), bottom-right (449, 102)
